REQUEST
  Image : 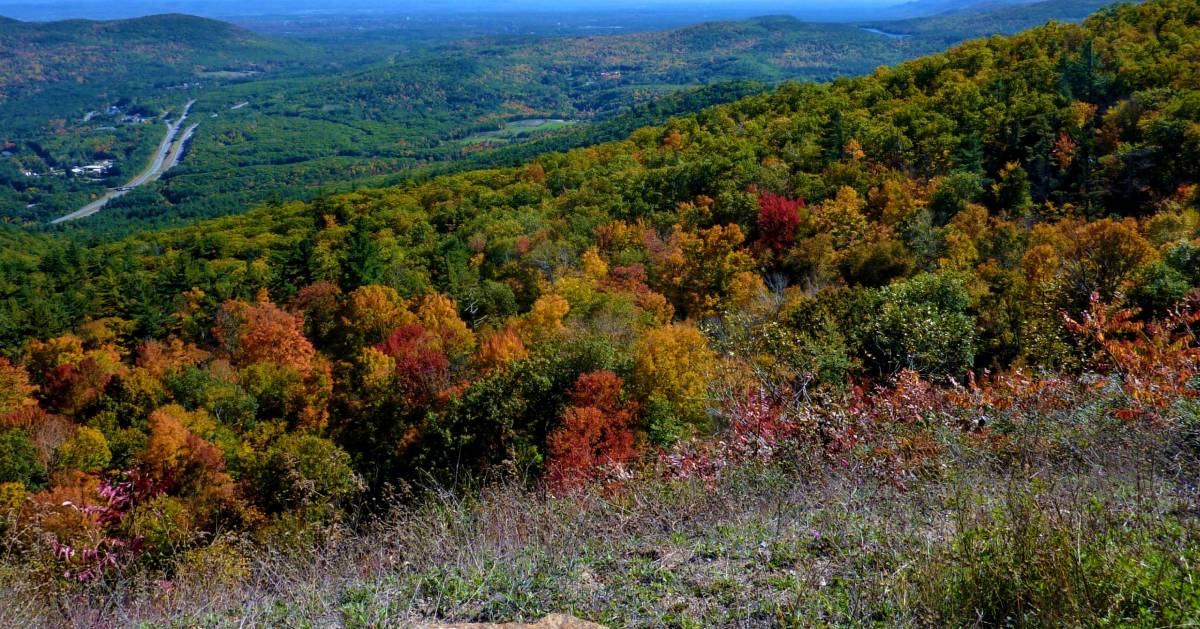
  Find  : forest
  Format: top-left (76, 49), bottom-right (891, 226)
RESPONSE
top-left (1, 0), bottom-right (1199, 625)
top-left (1, 0), bottom-right (1112, 229)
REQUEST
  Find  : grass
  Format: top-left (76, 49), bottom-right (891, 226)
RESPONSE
top-left (2, 378), bottom-right (1198, 627)
top-left (458, 119), bottom-right (580, 147)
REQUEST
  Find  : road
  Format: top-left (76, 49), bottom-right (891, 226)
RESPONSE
top-left (51, 99), bottom-right (197, 224)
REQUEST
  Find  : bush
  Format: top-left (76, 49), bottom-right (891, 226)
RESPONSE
top-left (918, 488), bottom-right (1200, 627)
top-left (244, 434), bottom-right (363, 519)
top-left (53, 426), bottom-right (111, 473)
top-left (866, 272), bottom-right (976, 379)
top-left (1129, 261), bottom-right (1190, 317)
top-left (0, 429), bottom-right (45, 488)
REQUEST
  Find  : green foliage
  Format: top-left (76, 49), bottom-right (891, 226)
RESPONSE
top-left (244, 434), bottom-right (362, 518)
top-left (645, 395), bottom-right (686, 448)
top-left (53, 426), bottom-right (112, 473)
top-left (866, 272), bottom-right (976, 378)
top-left (929, 172), bottom-right (984, 225)
top-left (921, 490), bottom-right (1200, 627)
top-left (1129, 261), bottom-right (1190, 318)
top-left (0, 429), bottom-right (45, 487)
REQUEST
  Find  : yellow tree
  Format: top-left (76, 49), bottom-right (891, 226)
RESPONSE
top-left (342, 285), bottom-right (415, 344)
top-left (651, 224), bottom-right (755, 317)
top-left (520, 294), bottom-right (571, 345)
top-left (416, 293), bottom-right (476, 360)
top-left (477, 326), bottom-right (529, 371)
top-left (632, 324), bottom-right (717, 428)
top-left (0, 358), bottom-right (35, 415)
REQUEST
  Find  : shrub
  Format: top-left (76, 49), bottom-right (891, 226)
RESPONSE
top-left (917, 488), bottom-right (1200, 627)
top-left (0, 429), bottom-right (45, 488)
top-left (244, 434), bottom-right (363, 519)
top-left (53, 426), bottom-right (111, 473)
top-left (545, 371), bottom-right (637, 491)
top-left (866, 272), bottom-right (976, 379)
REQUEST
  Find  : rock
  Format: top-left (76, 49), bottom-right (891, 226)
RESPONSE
top-left (416, 613), bottom-right (606, 629)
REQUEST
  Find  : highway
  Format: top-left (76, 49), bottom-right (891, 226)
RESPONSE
top-left (51, 99), bottom-right (197, 224)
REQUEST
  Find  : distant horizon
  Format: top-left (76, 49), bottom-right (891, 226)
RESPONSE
top-left (0, 0), bottom-right (951, 24)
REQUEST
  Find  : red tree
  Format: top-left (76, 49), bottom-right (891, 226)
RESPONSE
top-left (545, 371), bottom-right (638, 492)
top-left (376, 324), bottom-right (450, 403)
top-left (756, 192), bottom-right (805, 253)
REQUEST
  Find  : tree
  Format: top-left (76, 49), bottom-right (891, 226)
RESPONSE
top-left (756, 192), bottom-right (805, 254)
top-left (342, 217), bottom-right (385, 288)
top-left (992, 161), bottom-right (1033, 216)
top-left (546, 371), bottom-right (638, 491)
top-left (415, 293), bottom-right (475, 361)
top-left (142, 406), bottom-right (242, 528)
top-left (520, 294), bottom-right (570, 344)
top-left (0, 358), bottom-right (35, 415)
top-left (478, 326), bottom-right (529, 370)
top-left (929, 172), bottom-right (983, 225)
top-left (243, 434), bottom-right (362, 520)
top-left (341, 285), bottom-right (414, 346)
top-left (376, 324), bottom-right (450, 404)
top-left (54, 426), bottom-right (111, 473)
top-left (0, 428), bottom-right (45, 488)
top-left (867, 272), bottom-right (976, 379)
top-left (215, 298), bottom-right (316, 370)
top-left (632, 324), bottom-right (716, 431)
top-left (650, 224), bottom-right (755, 317)
top-left (1060, 218), bottom-right (1156, 310)
top-left (812, 186), bottom-right (869, 250)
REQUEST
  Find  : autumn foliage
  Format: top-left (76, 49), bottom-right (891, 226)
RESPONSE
top-left (546, 371), bottom-right (638, 491)
top-left (756, 192), bottom-right (805, 253)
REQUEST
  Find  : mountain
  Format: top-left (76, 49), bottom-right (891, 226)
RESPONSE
top-left (871, 0), bottom-right (1122, 38)
top-left (884, 0), bottom-right (1041, 18)
top-left (0, 13), bottom-right (314, 103)
top-left (2, 0), bottom-right (1131, 230)
top-left (1, 0), bottom-right (1199, 625)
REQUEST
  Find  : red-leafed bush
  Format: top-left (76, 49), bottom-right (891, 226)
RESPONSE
top-left (756, 192), bottom-right (805, 253)
top-left (377, 324), bottom-right (450, 403)
top-left (545, 371), bottom-right (638, 492)
top-left (1063, 291), bottom-right (1200, 422)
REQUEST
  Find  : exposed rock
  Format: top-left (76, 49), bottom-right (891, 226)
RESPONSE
top-left (416, 613), bottom-right (606, 629)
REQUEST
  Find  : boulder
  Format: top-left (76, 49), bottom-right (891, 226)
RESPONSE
top-left (417, 613), bottom-right (606, 629)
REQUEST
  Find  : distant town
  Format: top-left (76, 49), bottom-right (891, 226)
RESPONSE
top-left (11, 103), bottom-right (161, 180)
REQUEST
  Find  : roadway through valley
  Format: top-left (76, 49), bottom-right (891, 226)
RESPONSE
top-left (51, 99), bottom-right (197, 224)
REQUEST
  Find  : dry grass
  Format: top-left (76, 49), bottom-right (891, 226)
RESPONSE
top-left (3, 391), bottom-right (1198, 628)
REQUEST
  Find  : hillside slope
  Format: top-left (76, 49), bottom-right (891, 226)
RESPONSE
top-left (0, 0), bottom-right (1199, 624)
top-left (27, 0), bottom-right (1132, 230)
top-left (0, 13), bottom-right (312, 102)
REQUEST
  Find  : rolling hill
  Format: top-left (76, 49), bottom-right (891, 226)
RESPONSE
top-left (3, 0), bottom-right (1132, 230)
top-left (0, 0), bottom-right (1198, 625)
top-left (0, 13), bottom-right (314, 103)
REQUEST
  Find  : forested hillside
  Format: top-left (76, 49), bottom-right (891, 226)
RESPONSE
top-left (1, 0), bottom-right (1118, 228)
top-left (0, 14), bottom-right (312, 103)
top-left (2, 0), bottom-right (1199, 625)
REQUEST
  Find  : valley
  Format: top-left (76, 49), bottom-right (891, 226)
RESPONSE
top-left (1, 0), bottom-right (1114, 231)
top-left (52, 100), bottom-right (198, 223)
top-left (1, 0), bottom-right (1198, 626)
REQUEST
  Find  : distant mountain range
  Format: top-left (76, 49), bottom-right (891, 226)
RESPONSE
top-left (0, 0), bottom-right (1098, 24)
top-left (0, 14), bottom-right (314, 104)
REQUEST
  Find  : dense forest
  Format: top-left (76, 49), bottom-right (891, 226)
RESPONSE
top-left (2, 0), bottom-right (1199, 625)
top-left (1, 0), bottom-right (1113, 228)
